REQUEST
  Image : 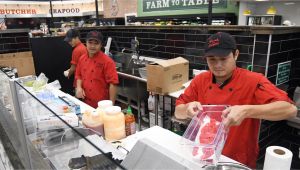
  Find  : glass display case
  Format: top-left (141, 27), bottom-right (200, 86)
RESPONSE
top-left (0, 71), bottom-right (125, 169)
top-left (246, 15), bottom-right (282, 26)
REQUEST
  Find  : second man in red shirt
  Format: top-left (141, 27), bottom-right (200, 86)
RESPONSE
top-left (75, 31), bottom-right (119, 108)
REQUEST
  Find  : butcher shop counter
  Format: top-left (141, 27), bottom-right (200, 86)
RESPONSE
top-left (0, 70), bottom-right (248, 169)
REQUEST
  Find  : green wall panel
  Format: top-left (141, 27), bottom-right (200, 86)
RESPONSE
top-left (138, 0), bottom-right (239, 17)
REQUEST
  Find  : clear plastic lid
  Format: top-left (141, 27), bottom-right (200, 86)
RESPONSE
top-left (105, 106), bottom-right (121, 115)
top-left (98, 100), bottom-right (113, 108)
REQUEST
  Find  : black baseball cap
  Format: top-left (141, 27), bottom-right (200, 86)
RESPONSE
top-left (86, 31), bottom-right (103, 43)
top-left (64, 29), bottom-right (80, 42)
top-left (204, 32), bottom-right (237, 57)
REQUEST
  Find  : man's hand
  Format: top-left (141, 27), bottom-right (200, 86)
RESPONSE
top-left (64, 69), bottom-right (70, 78)
top-left (76, 87), bottom-right (85, 99)
top-left (222, 105), bottom-right (249, 128)
top-left (186, 101), bottom-right (203, 118)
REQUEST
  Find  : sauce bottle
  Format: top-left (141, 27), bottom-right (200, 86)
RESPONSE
top-left (125, 106), bottom-right (136, 136)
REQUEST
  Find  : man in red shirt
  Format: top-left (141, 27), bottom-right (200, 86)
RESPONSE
top-left (64, 29), bottom-right (87, 87)
top-left (175, 32), bottom-right (297, 168)
top-left (75, 31), bottom-right (119, 108)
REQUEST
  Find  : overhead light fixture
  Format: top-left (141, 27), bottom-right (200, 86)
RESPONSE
top-left (243, 9), bottom-right (252, 15)
top-left (243, 2), bottom-right (252, 16)
top-left (266, 6), bottom-right (277, 15)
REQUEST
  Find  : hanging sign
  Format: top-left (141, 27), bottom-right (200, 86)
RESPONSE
top-left (50, 8), bottom-right (80, 14)
top-left (0, 9), bottom-right (37, 14)
top-left (142, 0), bottom-right (227, 12)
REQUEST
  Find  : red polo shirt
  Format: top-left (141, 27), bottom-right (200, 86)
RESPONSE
top-left (71, 42), bottom-right (87, 87)
top-left (176, 67), bottom-right (292, 168)
top-left (75, 51), bottom-right (119, 108)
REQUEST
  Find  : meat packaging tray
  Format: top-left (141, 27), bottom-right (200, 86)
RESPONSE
top-left (180, 105), bottom-right (228, 165)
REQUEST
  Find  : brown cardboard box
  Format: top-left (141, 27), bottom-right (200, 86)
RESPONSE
top-left (146, 57), bottom-right (189, 95)
top-left (0, 51), bottom-right (35, 77)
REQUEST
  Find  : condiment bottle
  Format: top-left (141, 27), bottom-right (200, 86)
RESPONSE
top-left (125, 106), bottom-right (136, 136)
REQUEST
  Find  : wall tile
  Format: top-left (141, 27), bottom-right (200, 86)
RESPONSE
top-left (253, 54), bottom-right (267, 66)
top-left (185, 48), bottom-right (204, 57)
top-left (238, 53), bottom-right (252, 63)
top-left (194, 56), bottom-right (206, 64)
top-left (255, 42), bottom-right (269, 54)
top-left (151, 33), bottom-right (166, 40)
top-left (270, 41), bottom-right (281, 54)
top-left (256, 35), bottom-right (270, 42)
top-left (267, 64), bottom-right (278, 77)
top-left (237, 45), bottom-right (251, 54)
top-left (140, 38), bottom-right (157, 45)
top-left (235, 36), bottom-right (255, 45)
top-left (166, 47), bottom-right (184, 55)
top-left (185, 34), bottom-right (208, 42)
top-left (166, 34), bottom-right (184, 41)
top-left (268, 52), bottom-right (289, 66)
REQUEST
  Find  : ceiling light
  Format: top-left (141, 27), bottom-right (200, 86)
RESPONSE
top-left (243, 9), bottom-right (252, 15)
top-left (266, 6), bottom-right (277, 15)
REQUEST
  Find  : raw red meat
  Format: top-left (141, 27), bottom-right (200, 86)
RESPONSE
top-left (198, 118), bottom-right (220, 160)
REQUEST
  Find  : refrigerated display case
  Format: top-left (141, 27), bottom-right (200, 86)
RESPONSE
top-left (246, 15), bottom-right (282, 26)
top-left (0, 70), bottom-right (125, 169)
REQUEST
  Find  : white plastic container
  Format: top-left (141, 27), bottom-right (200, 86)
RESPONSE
top-left (103, 106), bottom-right (126, 141)
top-left (96, 100), bottom-right (113, 120)
top-left (82, 100), bottom-right (113, 136)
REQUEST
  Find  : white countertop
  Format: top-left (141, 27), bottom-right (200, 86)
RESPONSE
top-left (120, 126), bottom-right (237, 168)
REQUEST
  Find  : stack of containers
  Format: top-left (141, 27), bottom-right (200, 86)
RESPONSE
top-left (181, 105), bottom-right (228, 165)
top-left (82, 100), bottom-right (113, 136)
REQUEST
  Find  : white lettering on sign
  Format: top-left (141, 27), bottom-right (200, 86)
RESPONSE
top-left (50, 8), bottom-right (80, 14)
top-left (146, 0), bottom-right (170, 10)
top-left (144, 0), bottom-right (225, 11)
top-left (0, 9), bottom-right (36, 14)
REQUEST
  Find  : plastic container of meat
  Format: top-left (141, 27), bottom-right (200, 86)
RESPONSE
top-left (180, 105), bottom-right (228, 165)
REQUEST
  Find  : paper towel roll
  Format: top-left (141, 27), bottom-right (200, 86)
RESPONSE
top-left (263, 146), bottom-right (293, 170)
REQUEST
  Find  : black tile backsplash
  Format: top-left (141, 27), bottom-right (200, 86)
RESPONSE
top-left (267, 64), bottom-right (278, 78)
top-left (79, 28), bottom-right (257, 75)
top-left (268, 52), bottom-right (289, 66)
top-left (253, 54), bottom-right (267, 66)
top-left (255, 42), bottom-right (269, 54)
top-left (252, 65), bottom-right (266, 75)
top-left (270, 41), bottom-right (281, 54)
top-left (0, 31), bottom-right (31, 54)
top-left (256, 34), bottom-right (270, 42)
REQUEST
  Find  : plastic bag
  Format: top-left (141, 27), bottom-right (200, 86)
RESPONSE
top-left (148, 94), bottom-right (155, 111)
top-left (32, 73), bottom-right (48, 91)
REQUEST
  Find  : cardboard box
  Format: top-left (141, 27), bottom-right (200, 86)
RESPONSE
top-left (146, 57), bottom-right (189, 95)
top-left (0, 51), bottom-right (35, 77)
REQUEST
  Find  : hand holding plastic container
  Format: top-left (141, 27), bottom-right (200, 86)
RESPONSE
top-left (181, 105), bottom-right (228, 165)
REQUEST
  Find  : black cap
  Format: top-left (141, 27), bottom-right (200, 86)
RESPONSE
top-left (86, 31), bottom-right (103, 43)
top-left (64, 29), bottom-right (80, 42)
top-left (204, 32), bottom-right (236, 57)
